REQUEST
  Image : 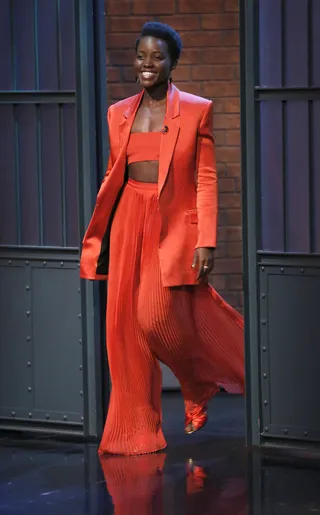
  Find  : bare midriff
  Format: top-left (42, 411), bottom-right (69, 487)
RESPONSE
top-left (128, 161), bottom-right (159, 183)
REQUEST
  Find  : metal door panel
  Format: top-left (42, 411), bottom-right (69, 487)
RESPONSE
top-left (0, 263), bottom-right (32, 418)
top-left (241, 0), bottom-right (320, 449)
top-left (31, 262), bottom-right (83, 423)
top-left (0, 0), bottom-right (107, 437)
top-left (260, 263), bottom-right (320, 441)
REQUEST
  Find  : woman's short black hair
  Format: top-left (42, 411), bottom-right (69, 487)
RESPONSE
top-left (136, 22), bottom-right (183, 65)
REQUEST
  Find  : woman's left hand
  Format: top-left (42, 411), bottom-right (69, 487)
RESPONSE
top-left (192, 247), bottom-right (215, 281)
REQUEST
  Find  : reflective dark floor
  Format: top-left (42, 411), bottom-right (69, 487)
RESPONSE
top-left (1, 393), bottom-right (320, 514)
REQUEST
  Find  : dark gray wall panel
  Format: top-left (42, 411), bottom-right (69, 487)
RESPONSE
top-left (0, 256), bottom-right (83, 429)
top-left (31, 263), bottom-right (83, 423)
top-left (242, 0), bottom-right (320, 451)
top-left (0, 0), bottom-right (12, 90)
top-left (260, 101), bottom-right (284, 251)
top-left (260, 264), bottom-right (320, 440)
top-left (284, 0), bottom-right (308, 87)
top-left (259, 0), bottom-right (282, 87)
top-left (314, 100), bottom-right (320, 253)
top-left (0, 263), bottom-right (32, 418)
top-left (0, 0), bottom-right (104, 438)
top-left (0, 105), bottom-right (17, 245)
top-left (261, 463), bottom-right (320, 515)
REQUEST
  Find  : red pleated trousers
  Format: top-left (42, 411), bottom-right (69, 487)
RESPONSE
top-left (99, 179), bottom-right (244, 456)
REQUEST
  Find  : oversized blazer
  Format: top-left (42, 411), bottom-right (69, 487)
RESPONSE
top-left (80, 83), bottom-right (218, 287)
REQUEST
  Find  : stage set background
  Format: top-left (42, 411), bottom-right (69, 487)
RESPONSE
top-left (0, 0), bottom-right (320, 453)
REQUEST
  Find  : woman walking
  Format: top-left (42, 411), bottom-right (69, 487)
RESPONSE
top-left (80, 22), bottom-right (244, 456)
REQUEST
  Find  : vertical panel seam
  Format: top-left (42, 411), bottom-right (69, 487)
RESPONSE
top-left (56, 0), bottom-right (63, 89)
top-left (9, 0), bottom-right (16, 89)
top-left (36, 105), bottom-right (44, 245)
top-left (14, 106), bottom-right (21, 244)
top-left (309, 100), bottom-right (315, 252)
top-left (282, 101), bottom-right (287, 252)
top-left (308, 0), bottom-right (314, 252)
top-left (59, 104), bottom-right (67, 246)
top-left (308, 0), bottom-right (313, 87)
top-left (33, 0), bottom-right (39, 89)
top-left (281, 0), bottom-right (285, 88)
top-left (281, 0), bottom-right (287, 251)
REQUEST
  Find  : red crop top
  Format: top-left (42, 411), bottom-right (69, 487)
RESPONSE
top-left (127, 132), bottom-right (161, 165)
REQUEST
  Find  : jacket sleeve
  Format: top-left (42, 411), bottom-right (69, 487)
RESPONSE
top-left (195, 101), bottom-right (218, 249)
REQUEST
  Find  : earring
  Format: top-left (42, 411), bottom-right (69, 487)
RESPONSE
top-left (135, 76), bottom-right (140, 83)
top-left (169, 76), bottom-right (173, 83)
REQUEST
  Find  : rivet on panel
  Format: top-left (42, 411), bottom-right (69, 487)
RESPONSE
top-left (77, 263), bottom-right (80, 268)
top-left (281, 268), bottom-right (284, 273)
top-left (27, 362), bottom-right (31, 367)
top-left (63, 415), bottom-right (67, 421)
top-left (81, 416), bottom-right (84, 422)
top-left (284, 429), bottom-right (288, 435)
top-left (261, 293), bottom-right (266, 299)
top-left (262, 346), bottom-right (267, 352)
top-left (45, 414), bottom-right (50, 420)
top-left (300, 268), bottom-right (304, 273)
top-left (26, 285), bottom-right (30, 291)
top-left (26, 311), bottom-right (31, 317)
top-left (264, 400), bottom-right (268, 405)
top-left (261, 319), bottom-right (266, 326)
top-left (28, 413), bottom-right (32, 418)
top-left (60, 262), bottom-right (64, 267)
top-left (78, 288), bottom-right (81, 294)
top-left (79, 338), bottom-right (82, 345)
top-left (28, 387), bottom-right (32, 392)
top-left (8, 260), bottom-right (12, 265)
top-left (78, 314), bottom-right (82, 319)
top-left (26, 261), bottom-right (29, 265)
top-left (264, 427), bottom-right (268, 432)
top-left (11, 411), bottom-right (15, 417)
top-left (261, 267), bottom-right (265, 272)
top-left (26, 336), bottom-right (31, 342)
top-left (263, 373), bottom-right (267, 379)
top-left (80, 391), bottom-right (83, 397)
top-left (43, 261), bottom-right (47, 266)
top-left (304, 431), bottom-right (308, 436)
top-left (79, 365), bottom-right (83, 371)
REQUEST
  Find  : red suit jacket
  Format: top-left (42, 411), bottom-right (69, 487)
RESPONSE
top-left (80, 84), bottom-right (218, 287)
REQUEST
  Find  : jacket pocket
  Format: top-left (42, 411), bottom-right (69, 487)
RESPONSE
top-left (186, 209), bottom-right (198, 224)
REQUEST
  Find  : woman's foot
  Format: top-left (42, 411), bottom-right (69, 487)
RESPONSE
top-left (184, 404), bottom-right (208, 434)
top-left (186, 459), bottom-right (207, 492)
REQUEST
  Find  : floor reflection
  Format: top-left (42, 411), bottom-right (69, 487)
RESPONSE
top-left (100, 453), bottom-right (166, 515)
top-left (99, 444), bottom-right (248, 515)
top-left (2, 393), bottom-right (320, 514)
top-left (0, 394), bottom-right (247, 514)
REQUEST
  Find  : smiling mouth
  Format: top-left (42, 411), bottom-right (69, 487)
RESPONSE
top-left (140, 71), bottom-right (157, 80)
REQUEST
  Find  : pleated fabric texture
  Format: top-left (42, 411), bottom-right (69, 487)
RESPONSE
top-left (99, 179), bottom-right (244, 456)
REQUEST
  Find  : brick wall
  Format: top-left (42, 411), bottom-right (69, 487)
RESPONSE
top-left (105, 0), bottom-right (243, 311)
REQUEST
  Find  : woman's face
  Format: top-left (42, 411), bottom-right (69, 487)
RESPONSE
top-left (134, 36), bottom-right (174, 89)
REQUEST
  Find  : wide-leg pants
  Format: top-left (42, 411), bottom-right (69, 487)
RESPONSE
top-left (99, 179), bottom-right (244, 456)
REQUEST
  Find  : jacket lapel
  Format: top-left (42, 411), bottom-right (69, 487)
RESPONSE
top-left (158, 84), bottom-right (180, 197)
top-left (116, 90), bottom-right (144, 173)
